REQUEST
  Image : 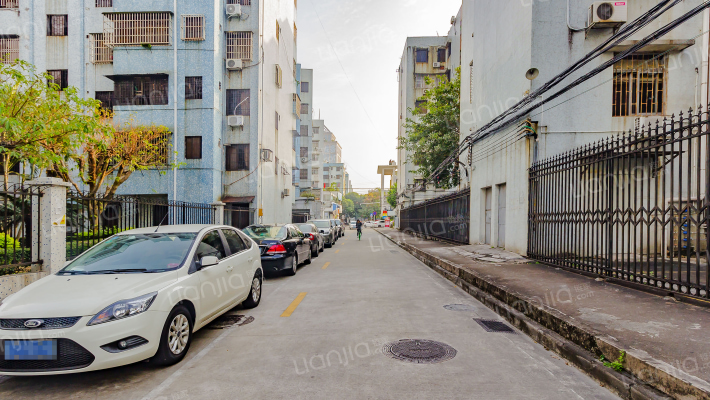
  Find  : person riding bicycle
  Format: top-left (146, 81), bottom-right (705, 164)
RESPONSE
top-left (356, 219), bottom-right (363, 237)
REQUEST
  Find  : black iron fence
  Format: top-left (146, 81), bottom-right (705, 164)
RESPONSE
top-left (0, 184), bottom-right (42, 276)
top-left (66, 191), bottom-right (217, 260)
top-left (529, 107), bottom-right (709, 299)
top-left (400, 189), bottom-right (470, 244)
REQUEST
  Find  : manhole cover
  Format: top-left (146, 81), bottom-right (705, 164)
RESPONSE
top-left (443, 304), bottom-right (476, 312)
top-left (382, 339), bottom-right (457, 364)
top-left (474, 319), bottom-right (516, 333)
top-left (207, 315), bottom-right (254, 329)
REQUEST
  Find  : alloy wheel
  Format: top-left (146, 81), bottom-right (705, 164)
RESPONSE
top-left (251, 277), bottom-right (261, 303)
top-left (168, 314), bottom-right (190, 355)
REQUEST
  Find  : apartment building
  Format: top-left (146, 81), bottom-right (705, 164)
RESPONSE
top-left (0, 0), bottom-right (298, 226)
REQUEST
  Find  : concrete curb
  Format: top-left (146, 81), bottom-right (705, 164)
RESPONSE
top-left (376, 229), bottom-right (710, 400)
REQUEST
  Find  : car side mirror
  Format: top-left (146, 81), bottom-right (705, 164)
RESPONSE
top-left (198, 256), bottom-right (219, 270)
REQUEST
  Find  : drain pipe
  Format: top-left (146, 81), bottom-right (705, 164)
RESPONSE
top-left (567, 0), bottom-right (586, 32)
top-left (700, 9), bottom-right (709, 200)
top-left (173, 0), bottom-right (178, 203)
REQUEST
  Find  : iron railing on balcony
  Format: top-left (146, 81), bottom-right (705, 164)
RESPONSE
top-left (0, 185), bottom-right (42, 276)
top-left (400, 188), bottom-right (470, 244)
top-left (0, 36), bottom-right (19, 64)
top-left (529, 106), bottom-right (709, 299)
top-left (0, 0), bottom-right (19, 9)
top-left (66, 191), bottom-right (217, 260)
top-left (103, 12), bottom-right (172, 47)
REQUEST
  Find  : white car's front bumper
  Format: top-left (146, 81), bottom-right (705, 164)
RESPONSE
top-left (0, 310), bottom-right (169, 375)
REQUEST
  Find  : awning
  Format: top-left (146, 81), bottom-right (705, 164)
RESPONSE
top-left (607, 39), bottom-right (695, 53)
top-left (104, 73), bottom-right (169, 81)
top-left (222, 196), bottom-right (255, 204)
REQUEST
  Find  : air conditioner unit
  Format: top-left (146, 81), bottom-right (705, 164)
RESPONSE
top-left (226, 59), bottom-right (243, 70)
top-left (433, 62), bottom-right (442, 68)
top-left (228, 115), bottom-right (244, 127)
top-left (260, 149), bottom-right (273, 162)
top-left (226, 4), bottom-right (242, 18)
top-left (588, 1), bottom-right (627, 29)
top-left (283, 189), bottom-right (290, 197)
top-left (301, 157), bottom-right (308, 163)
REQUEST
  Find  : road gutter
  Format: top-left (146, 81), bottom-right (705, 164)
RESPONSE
top-left (375, 229), bottom-right (709, 400)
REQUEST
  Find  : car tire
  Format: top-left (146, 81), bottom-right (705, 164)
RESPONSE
top-left (150, 305), bottom-right (193, 367)
top-left (325, 241), bottom-right (332, 248)
top-left (286, 254), bottom-right (298, 276)
top-left (311, 245), bottom-right (319, 258)
top-left (319, 242), bottom-right (324, 253)
top-left (304, 251), bottom-right (312, 265)
top-left (242, 271), bottom-right (262, 309)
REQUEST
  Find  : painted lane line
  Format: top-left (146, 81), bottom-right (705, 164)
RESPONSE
top-left (335, 250), bottom-right (340, 254)
top-left (281, 292), bottom-right (308, 317)
top-left (322, 262), bottom-right (331, 270)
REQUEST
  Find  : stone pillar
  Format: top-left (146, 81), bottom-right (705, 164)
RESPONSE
top-left (28, 178), bottom-right (70, 274)
top-left (212, 202), bottom-right (226, 225)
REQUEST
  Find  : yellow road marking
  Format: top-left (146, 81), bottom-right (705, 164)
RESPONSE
top-left (281, 293), bottom-right (308, 317)
top-left (335, 250), bottom-right (340, 254)
top-left (322, 262), bottom-right (331, 270)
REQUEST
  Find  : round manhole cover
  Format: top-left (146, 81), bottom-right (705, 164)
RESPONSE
top-left (383, 339), bottom-right (457, 364)
top-left (443, 304), bottom-right (476, 312)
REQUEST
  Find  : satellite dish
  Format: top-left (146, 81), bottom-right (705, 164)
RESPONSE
top-left (525, 68), bottom-right (539, 80)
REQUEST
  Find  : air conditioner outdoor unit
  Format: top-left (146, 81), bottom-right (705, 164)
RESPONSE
top-left (226, 59), bottom-right (243, 70)
top-left (226, 4), bottom-right (242, 18)
top-left (283, 189), bottom-right (290, 197)
top-left (433, 62), bottom-right (442, 68)
top-left (588, 1), bottom-right (627, 29)
top-left (260, 149), bottom-right (273, 162)
top-left (301, 157), bottom-right (308, 163)
top-left (227, 115), bottom-right (244, 127)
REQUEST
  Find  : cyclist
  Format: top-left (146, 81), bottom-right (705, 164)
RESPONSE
top-left (356, 219), bottom-right (363, 240)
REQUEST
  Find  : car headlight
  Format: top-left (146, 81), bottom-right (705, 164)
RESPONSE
top-left (87, 292), bottom-right (158, 326)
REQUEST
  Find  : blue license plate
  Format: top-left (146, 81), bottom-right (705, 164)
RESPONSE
top-left (4, 340), bottom-right (57, 361)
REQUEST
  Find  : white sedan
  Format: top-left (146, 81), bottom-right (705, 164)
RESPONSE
top-left (0, 225), bottom-right (262, 375)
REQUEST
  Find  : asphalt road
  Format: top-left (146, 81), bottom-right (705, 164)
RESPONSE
top-left (0, 229), bottom-right (619, 399)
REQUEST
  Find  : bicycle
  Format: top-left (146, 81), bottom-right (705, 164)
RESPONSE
top-left (357, 229), bottom-right (362, 241)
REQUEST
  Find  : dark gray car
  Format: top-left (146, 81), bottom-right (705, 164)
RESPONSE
top-left (297, 223), bottom-right (324, 257)
top-left (308, 220), bottom-right (336, 248)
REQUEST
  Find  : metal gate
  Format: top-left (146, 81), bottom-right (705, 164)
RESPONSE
top-left (400, 189), bottom-right (470, 244)
top-left (0, 184), bottom-right (42, 275)
top-left (529, 107), bottom-right (709, 299)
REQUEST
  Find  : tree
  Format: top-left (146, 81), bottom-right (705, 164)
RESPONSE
top-left (0, 61), bottom-right (100, 186)
top-left (387, 183), bottom-right (397, 209)
top-left (342, 198), bottom-right (355, 217)
top-left (399, 67), bottom-right (461, 189)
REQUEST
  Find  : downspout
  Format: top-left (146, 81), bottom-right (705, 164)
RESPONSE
top-left (173, 0), bottom-right (178, 202)
top-left (567, 0), bottom-right (586, 32)
top-left (700, 9), bottom-right (709, 199)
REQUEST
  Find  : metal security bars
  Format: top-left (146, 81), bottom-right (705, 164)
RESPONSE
top-left (90, 33), bottom-right (113, 64)
top-left (0, 0), bottom-right (19, 8)
top-left (226, 32), bottom-right (253, 60)
top-left (95, 0), bottom-right (112, 7)
top-left (0, 185), bottom-right (42, 275)
top-left (0, 36), bottom-right (19, 64)
top-left (227, 0), bottom-right (251, 4)
top-left (529, 107), bottom-right (709, 299)
top-left (400, 189), bottom-right (470, 244)
top-left (103, 12), bottom-right (172, 47)
top-left (66, 192), bottom-right (217, 260)
top-left (612, 54), bottom-right (667, 117)
top-left (181, 15), bottom-right (204, 41)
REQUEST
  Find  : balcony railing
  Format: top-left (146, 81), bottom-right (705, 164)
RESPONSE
top-left (0, 0), bottom-right (19, 9)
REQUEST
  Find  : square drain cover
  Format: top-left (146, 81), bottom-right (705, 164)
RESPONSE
top-left (474, 319), bottom-right (516, 333)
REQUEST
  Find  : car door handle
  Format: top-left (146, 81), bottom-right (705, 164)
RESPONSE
top-left (248, 258), bottom-right (254, 262)
top-left (226, 266), bottom-right (234, 273)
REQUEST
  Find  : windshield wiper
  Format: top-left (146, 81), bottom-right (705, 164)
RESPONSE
top-left (87, 268), bottom-right (149, 274)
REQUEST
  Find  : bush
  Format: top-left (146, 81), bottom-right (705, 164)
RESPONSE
top-left (0, 233), bottom-right (18, 248)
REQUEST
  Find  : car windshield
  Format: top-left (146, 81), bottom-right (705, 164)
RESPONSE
top-left (244, 225), bottom-right (288, 240)
top-left (297, 224), bottom-right (314, 233)
top-left (60, 233), bottom-right (197, 275)
top-left (310, 221), bottom-right (330, 229)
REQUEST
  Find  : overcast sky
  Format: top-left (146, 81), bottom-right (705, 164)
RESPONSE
top-left (298, 0), bottom-right (462, 192)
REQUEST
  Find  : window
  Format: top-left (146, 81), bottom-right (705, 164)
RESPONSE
top-left (95, 91), bottom-right (114, 111)
top-left (312, 154), bottom-right (318, 161)
top-left (226, 89), bottom-right (250, 115)
top-left (104, 12), bottom-right (172, 46)
top-left (300, 147), bottom-right (308, 157)
top-left (301, 103), bottom-right (309, 115)
top-left (90, 33), bottom-right (113, 63)
top-left (613, 54), bottom-right (667, 117)
top-left (226, 144), bottom-right (249, 171)
top-left (222, 229), bottom-right (247, 255)
top-left (301, 82), bottom-right (310, 93)
top-left (182, 15), bottom-right (205, 41)
top-left (415, 100), bottom-right (427, 114)
top-left (185, 136), bottom-right (202, 159)
top-left (47, 15), bottom-right (68, 36)
top-left (227, 0), bottom-right (251, 5)
top-left (47, 70), bottom-right (68, 91)
top-left (275, 64), bottom-right (283, 88)
top-left (185, 76), bottom-right (202, 100)
top-left (312, 168), bottom-right (318, 175)
top-left (226, 32), bottom-right (253, 60)
top-left (336, 167), bottom-right (341, 172)
top-left (415, 75), bottom-right (425, 89)
top-left (0, 36), bottom-right (19, 64)
top-left (437, 48), bottom-right (446, 63)
top-left (300, 125), bottom-right (308, 136)
top-left (275, 111), bottom-right (279, 131)
top-left (95, 0), bottom-right (112, 7)
top-left (300, 169), bottom-right (308, 180)
top-left (313, 127), bottom-right (319, 135)
top-left (113, 75), bottom-right (169, 106)
top-left (0, 0), bottom-right (19, 9)
top-left (196, 231), bottom-right (226, 260)
top-left (415, 49), bottom-right (428, 63)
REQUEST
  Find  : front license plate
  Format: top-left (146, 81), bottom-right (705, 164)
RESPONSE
top-left (4, 340), bottom-right (57, 361)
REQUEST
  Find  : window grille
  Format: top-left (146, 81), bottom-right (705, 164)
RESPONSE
top-left (104, 12), bottom-right (172, 47)
top-left (0, 0), bottom-right (19, 8)
top-left (415, 49), bottom-right (428, 63)
top-left (227, 0), bottom-right (251, 4)
top-left (47, 70), bottom-right (68, 91)
top-left (0, 36), bottom-right (19, 64)
top-left (95, 0), bottom-right (112, 7)
top-left (415, 75), bottom-right (425, 89)
top-left (437, 48), bottom-right (446, 63)
top-left (312, 154), bottom-right (318, 161)
top-left (226, 89), bottom-right (250, 115)
top-left (300, 147), bottom-right (308, 157)
top-left (95, 91), bottom-right (114, 111)
top-left (311, 168), bottom-right (318, 175)
top-left (301, 82), bottom-right (309, 93)
top-left (90, 33), bottom-right (113, 63)
top-left (226, 32), bottom-right (253, 60)
top-left (185, 76), bottom-right (202, 100)
top-left (113, 75), bottom-right (169, 106)
top-left (313, 127), bottom-right (319, 135)
top-left (300, 169), bottom-right (308, 180)
top-left (301, 103), bottom-right (309, 115)
top-left (226, 144), bottom-right (249, 171)
top-left (612, 54), bottom-right (667, 117)
top-left (47, 15), bottom-right (68, 36)
top-left (185, 136), bottom-right (202, 159)
top-left (275, 64), bottom-right (283, 88)
top-left (300, 125), bottom-right (308, 136)
top-left (181, 15), bottom-right (204, 41)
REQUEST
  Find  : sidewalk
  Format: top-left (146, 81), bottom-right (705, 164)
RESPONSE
top-left (376, 228), bottom-right (710, 400)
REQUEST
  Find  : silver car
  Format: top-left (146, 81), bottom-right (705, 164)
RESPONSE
top-left (308, 220), bottom-right (336, 248)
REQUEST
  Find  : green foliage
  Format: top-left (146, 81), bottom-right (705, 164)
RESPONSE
top-left (399, 68), bottom-right (461, 189)
top-left (600, 351), bottom-right (625, 372)
top-left (0, 233), bottom-right (17, 248)
top-left (387, 183), bottom-right (398, 209)
top-left (342, 198), bottom-right (355, 216)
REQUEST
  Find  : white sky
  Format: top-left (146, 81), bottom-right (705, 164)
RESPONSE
top-left (298, 0), bottom-right (462, 191)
